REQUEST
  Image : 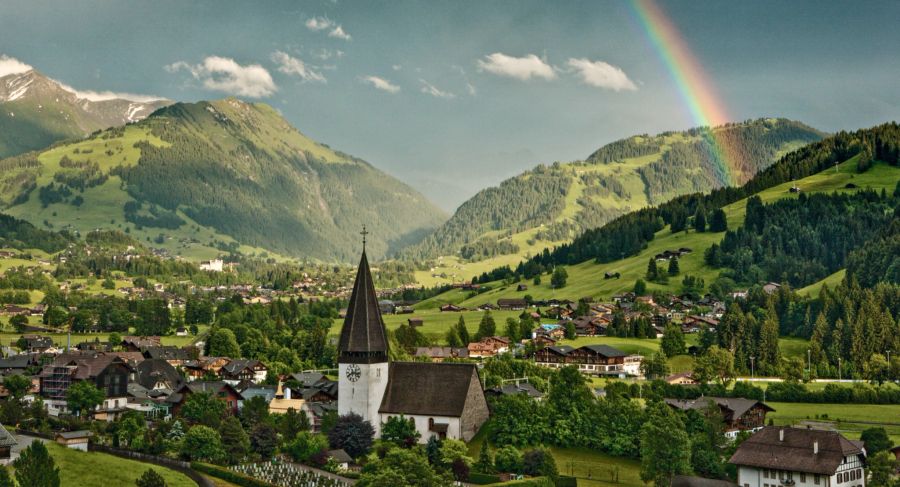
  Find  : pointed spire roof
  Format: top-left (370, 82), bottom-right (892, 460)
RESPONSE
top-left (337, 250), bottom-right (389, 364)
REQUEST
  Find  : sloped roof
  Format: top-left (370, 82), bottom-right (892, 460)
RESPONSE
top-left (665, 397), bottom-right (774, 419)
top-left (0, 425), bottom-right (17, 447)
top-left (337, 251), bottom-right (389, 364)
top-left (729, 427), bottom-right (864, 475)
top-left (135, 359), bottom-right (182, 390)
top-left (582, 344), bottom-right (627, 358)
top-left (379, 362), bottom-right (482, 417)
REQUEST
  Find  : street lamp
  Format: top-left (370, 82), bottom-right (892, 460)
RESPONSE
top-left (838, 357), bottom-right (842, 381)
top-left (807, 349), bottom-right (811, 380)
top-left (750, 356), bottom-right (755, 379)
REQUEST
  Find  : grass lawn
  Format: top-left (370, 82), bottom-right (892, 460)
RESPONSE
top-left (39, 441), bottom-right (196, 487)
top-left (558, 336), bottom-right (660, 356)
top-left (331, 309), bottom-right (524, 342)
top-left (767, 402), bottom-right (900, 445)
top-left (778, 337), bottom-right (812, 360)
top-left (0, 325), bottom-right (207, 349)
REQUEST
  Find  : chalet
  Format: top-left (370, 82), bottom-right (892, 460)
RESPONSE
top-left (0, 426), bottom-right (14, 464)
top-left (486, 382), bottom-right (543, 400)
top-left (478, 303), bottom-right (499, 311)
top-left (121, 336), bottom-right (161, 352)
top-left (40, 355), bottom-right (132, 407)
top-left (665, 397), bottom-right (774, 438)
top-left (497, 298), bottom-right (527, 311)
top-left (219, 359), bottom-right (268, 384)
top-left (407, 318), bottom-right (424, 327)
top-left (534, 323), bottom-right (565, 340)
top-left (517, 284), bottom-right (528, 292)
top-left (533, 335), bottom-right (558, 348)
top-left (534, 344), bottom-right (643, 377)
top-left (0, 305), bottom-right (30, 316)
top-left (19, 335), bottom-right (54, 353)
top-left (378, 362), bottom-right (489, 442)
top-left (183, 356), bottom-right (230, 381)
top-left (533, 345), bottom-right (575, 367)
top-left (134, 358), bottom-right (182, 391)
top-left (762, 282), bottom-right (782, 295)
top-left (572, 316), bottom-right (604, 336)
top-left (414, 347), bottom-right (469, 362)
top-left (55, 430), bottom-right (91, 451)
top-left (666, 372), bottom-right (697, 385)
top-left (684, 315), bottom-right (720, 329)
top-left (730, 427), bottom-right (866, 487)
top-left (440, 304), bottom-right (463, 312)
top-left (168, 381), bottom-right (242, 416)
top-left (467, 336), bottom-right (511, 358)
top-left (328, 449), bottom-right (355, 471)
top-left (143, 346), bottom-right (191, 367)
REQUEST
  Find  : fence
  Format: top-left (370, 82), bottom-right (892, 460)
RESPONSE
top-left (88, 444), bottom-right (214, 487)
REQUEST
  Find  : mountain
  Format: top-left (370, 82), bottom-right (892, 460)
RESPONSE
top-left (0, 69), bottom-right (171, 158)
top-left (0, 98), bottom-right (446, 262)
top-left (404, 118), bottom-right (824, 284)
top-left (419, 122), bottom-right (900, 309)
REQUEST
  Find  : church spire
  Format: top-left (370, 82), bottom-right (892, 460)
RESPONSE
top-left (337, 230), bottom-right (389, 364)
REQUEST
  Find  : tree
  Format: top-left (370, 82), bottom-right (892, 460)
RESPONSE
top-left (328, 413), bottom-right (375, 459)
top-left (219, 416), bottom-right (250, 464)
top-left (694, 346), bottom-right (735, 387)
top-left (108, 332), bottom-right (122, 349)
top-left (709, 208), bottom-right (728, 232)
top-left (66, 380), bottom-right (104, 416)
top-left (758, 305), bottom-right (782, 375)
top-left (474, 441), bottom-right (495, 474)
top-left (661, 325), bottom-right (686, 357)
top-left (181, 425), bottom-right (225, 462)
top-left (425, 436), bottom-right (442, 465)
top-left (646, 258), bottom-right (659, 281)
top-left (14, 440), bottom-right (60, 487)
top-left (550, 267), bottom-right (568, 289)
top-left (285, 431), bottom-right (329, 465)
top-left (860, 427), bottom-right (893, 456)
top-left (693, 206), bottom-right (707, 232)
top-left (633, 279), bottom-right (647, 296)
top-left (381, 415), bottom-right (420, 447)
top-left (357, 446), bottom-right (448, 487)
top-left (548, 366), bottom-right (593, 416)
top-left (207, 328), bottom-right (241, 358)
top-left (641, 351), bottom-right (670, 380)
top-left (240, 395), bottom-right (270, 430)
top-left (102, 276), bottom-right (116, 290)
top-left (445, 327), bottom-right (463, 348)
top-left (455, 316), bottom-right (470, 345)
top-left (640, 402), bottom-right (691, 487)
top-left (135, 468), bottom-right (167, 487)
top-left (250, 423), bottom-right (278, 460)
top-left (494, 446), bottom-right (523, 474)
top-left (0, 465), bottom-right (12, 487)
top-left (475, 312), bottom-right (496, 341)
top-left (43, 305), bottom-right (67, 327)
top-left (668, 257), bottom-right (680, 276)
top-left (867, 451), bottom-right (898, 487)
top-left (564, 321), bottom-right (576, 340)
top-left (180, 392), bottom-right (227, 428)
top-left (278, 408), bottom-right (310, 439)
top-left (3, 374), bottom-right (32, 401)
top-left (9, 314), bottom-right (28, 332)
top-left (522, 448), bottom-right (558, 483)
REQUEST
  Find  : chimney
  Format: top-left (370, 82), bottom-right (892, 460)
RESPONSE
top-left (285, 387), bottom-right (291, 400)
top-left (813, 441), bottom-right (819, 455)
top-left (779, 429), bottom-right (784, 442)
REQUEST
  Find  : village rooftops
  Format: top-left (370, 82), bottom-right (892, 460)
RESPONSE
top-left (729, 427), bottom-right (864, 475)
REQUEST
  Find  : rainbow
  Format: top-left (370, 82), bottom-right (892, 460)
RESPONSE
top-left (629, 0), bottom-right (741, 187)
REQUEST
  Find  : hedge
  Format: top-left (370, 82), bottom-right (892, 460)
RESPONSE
top-left (557, 476), bottom-right (578, 487)
top-left (191, 462), bottom-right (279, 487)
top-left (469, 472), bottom-right (502, 484)
top-left (495, 477), bottom-right (555, 486)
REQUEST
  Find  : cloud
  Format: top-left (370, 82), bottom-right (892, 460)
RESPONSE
top-left (361, 75), bottom-right (400, 93)
top-left (313, 49), bottom-right (343, 61)
top-left (270, 51), bottom-right (325, 83)
top-left (0, 55), bottom-right (33, 77)
top-left (419, 79), bottom-right (455, 99)
top-left (476, 53), bottom-right (556, 81)
top-left (305, 16), bottom-right (333, 31)
top-left (165, 56), bottom-right (277, 98)
top-left (392, 64), bottom-right (402, 71)
top-left (328, 25), bottom-right (352, 41)
top-left (566, 58), bottom-right (637, 91)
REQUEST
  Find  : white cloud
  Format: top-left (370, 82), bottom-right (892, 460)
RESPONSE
top-left (392, 64), bottom-right (402, 71)
top-left (305, 16), bottom-right (333, 31)
top-left (328, 25), bottom-right (352, 41)
top-left (0, 55), bottom-right (33, 77)
top-left (419, 79), bottom-right (455, 99)
top-left (271, 51), bottom-right (325, 83)
top-left (566, 58), bottom-right (637, 92)
top-left (361, 75), bottom-right (400, 94)
top-left (165, 56), bottom-right (277, 98)
top-left (313, 49), bottom-right (343, 61)
top-left (476, 53), bottom-right (556, 81)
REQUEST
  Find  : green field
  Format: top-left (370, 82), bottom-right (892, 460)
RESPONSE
top-left (0, 326), bottom-right (206, 349)
top-left (331, 309), bottom-right (525, 342)
top-left (422, 159), bottom-right (900, 308)
top-left (37, 441), bottom-right (196, 487)
top-left (767, 402), bottom-right (900, 445)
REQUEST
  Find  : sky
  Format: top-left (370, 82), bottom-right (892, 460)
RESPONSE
top-left (1, 0), bottom-right (899, 211)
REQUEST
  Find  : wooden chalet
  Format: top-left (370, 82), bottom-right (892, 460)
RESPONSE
top-left (665, 397), bottom-right (774, 437)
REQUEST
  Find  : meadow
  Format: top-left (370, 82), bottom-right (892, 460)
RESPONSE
top-left (767, 402), bottom-right (900, 445)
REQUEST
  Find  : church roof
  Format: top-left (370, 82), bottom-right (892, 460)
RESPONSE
top-left (338, 251), bottom-right (389, 364)
top-left (379, 362), bottom-right (481, 417)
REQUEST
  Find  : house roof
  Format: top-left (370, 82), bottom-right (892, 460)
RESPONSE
top-left (269, 397), bottom-right (305, 414)
top-left (135, 359), bottom-right (182, 390)
top-left (220, 359), bottom-right (262, 375)
top-left (290, 372), bottom-right (326, 387)
top-left (56, 430), bottom-right (92, 440)
top-left (143, 346), bottom-right (190, 361)
top-left (337, 251), bottom-right (389, 364)
top-left (582, 344), bottom-right (627, 358)
top-left (665, 397), bottom-right (774, 419)
top-left (0, 424), bottom-right (17, 447)
top-left (379, 362), bottom-right (482, 417)
top-left (729, 427), bottom-right (864, 475)
top-left (328, 449), bottom-right (354, 463)
top-left (487, 382), bottom-right (543, 399)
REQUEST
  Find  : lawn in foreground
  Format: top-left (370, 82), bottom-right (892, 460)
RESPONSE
top-left (41, 441), bottom-right (196, 487)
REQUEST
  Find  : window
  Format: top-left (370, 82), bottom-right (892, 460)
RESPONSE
top-left (787, 472), bottom-right (793, 481)
top-left (800, 473), bottom-right (806, 483)
top-left (779, 471), bottom-right (784, 481)
top-left (814, 475), bottom-right (820, 485)
top-left (764, 471), bottom-right (769, 479)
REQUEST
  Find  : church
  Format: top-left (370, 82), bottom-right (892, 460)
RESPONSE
top-left (337, 241), bottom-right (490, 443)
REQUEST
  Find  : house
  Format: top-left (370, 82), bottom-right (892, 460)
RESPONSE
top-left (533, 344), bottom-right (643, 377)
top-left (414, 347), bottom-right (469, 362)
top-left (39, 355), bottom-right (133, 414)
top-left (378, 362), bottom-right (489, 442)
top-left (684, 315), bottom-right (720, 329)
top-left (0, 425), bottom-right (16, 464)
top-left (199, 259), bottom-right (224, 272)
top-left (407, 318), bottom-right (424, 327)
top-left (18, 335), bottom-right (54, 353)
top-left (497, 298), bottom-right (527, 311)
top-left (486, 382), bottom-right (544, 400)
top-left (168, 381), bottom-right (242, 416)
top-left (666, 397), bottom-right (774, 438)
top-left (143, 346), bottom-right (191, 367)
top-left (533, 345), bottom-right (576, 367)
top-left (440, 304), bottom-right (463, 312)
top-left (327, 449), bottom-right (355, 470)
top-left (121, 336), bottom-right (161, 352)
top-left (666, 372), bottom-right (697, 385)
top-left (219, 359), bottom-right (268, 384)
top-left (134, 358), bottom-right (182, 391)
top-left (517, 284), bottom-right (528, 292)
top-left (268, 382), bottom-right (305, 415)
top-left (183, 357), bottom-right (230, 381)
top-left (729, 427), bottom-right (866, 487)
top-left (534, 323), bottom-right (565, 340)
top-left (532, 335), bottom-right (558, 348)
top-left (467, 336), bottom-right (511, 358)
top-left (55, 430), bottom-right (91, 451)
top-left (175, 327), bottom-right (188, 337)
top-left (762, 282), bottom-right (782, 295)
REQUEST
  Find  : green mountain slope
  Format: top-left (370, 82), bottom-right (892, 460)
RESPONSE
top-left (0, 98), bottom-right (446, 262)
top-left (405, 118), bottom-right (823, 285)
top-left (419, 123), bottom-right (900, 308)
top-left (0, 70), bottom-right (171, 158)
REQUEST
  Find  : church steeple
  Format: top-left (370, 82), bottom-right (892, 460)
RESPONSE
top-left (337, 234), bottom-right (389, 364)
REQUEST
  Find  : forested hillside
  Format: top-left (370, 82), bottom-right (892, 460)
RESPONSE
top-left (0, 98), bottom-right (446, 262)
top-left (405, 119), bottom-right (822, 282)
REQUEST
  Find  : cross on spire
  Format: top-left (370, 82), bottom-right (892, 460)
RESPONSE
top-left (361, 225), bottom-right (369, 251)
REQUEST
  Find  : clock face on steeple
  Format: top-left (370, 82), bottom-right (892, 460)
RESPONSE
top-left (346, 364), bottom-right (362, 382)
